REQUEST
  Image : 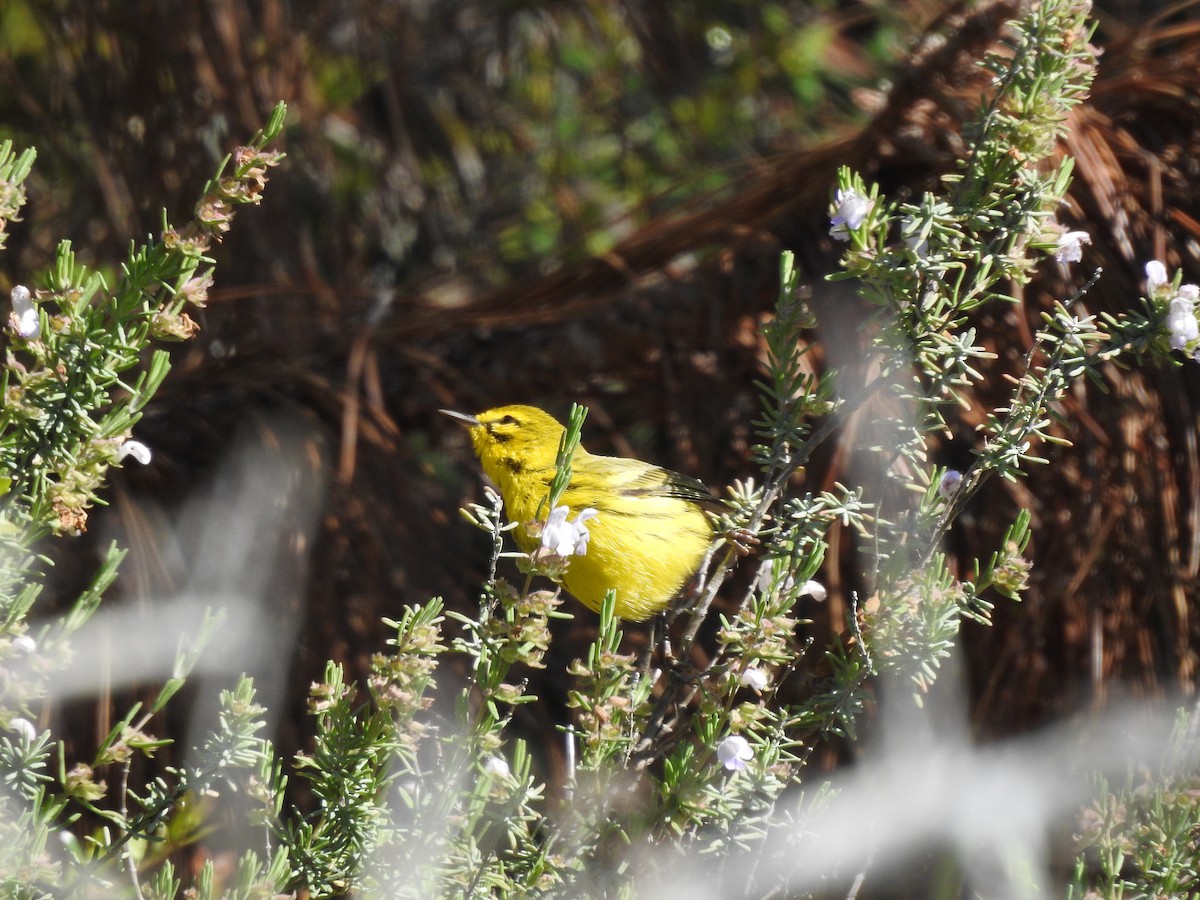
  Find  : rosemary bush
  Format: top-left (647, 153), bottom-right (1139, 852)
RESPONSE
top-left (0, 103), bottom-right (291, 897)
top-left (1, 1), bottom-right (1198, 897)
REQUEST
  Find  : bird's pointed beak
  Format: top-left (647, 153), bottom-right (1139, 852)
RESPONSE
top-left (439, 408), bottom-right (480, 427)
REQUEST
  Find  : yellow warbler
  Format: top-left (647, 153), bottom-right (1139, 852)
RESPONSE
top-left (442, 405), bottom-right (714, 620)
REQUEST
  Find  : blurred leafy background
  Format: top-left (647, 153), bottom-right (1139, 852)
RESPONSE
top-left (1, 0), bottom-right (1198, 888)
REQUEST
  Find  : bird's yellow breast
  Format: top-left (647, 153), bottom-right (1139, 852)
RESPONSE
top-left (557, 480), bottom-right (712, 619)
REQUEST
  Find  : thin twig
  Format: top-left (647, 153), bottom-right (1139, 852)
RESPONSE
top-left (120, 758), bottom-right (144, 900)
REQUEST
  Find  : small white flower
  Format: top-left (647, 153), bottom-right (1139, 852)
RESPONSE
top-left (1054, 230), bottom-right (1090, 263)
top-left (754, 565), bottom-right (794, 595)
top-left (540, 506), bottom-right (597, 557)
top-left (938, 469), bottom-right (964, 499)
top-left (1166, 295), bottom-right (1199, 351)
top-left (10, 718), bottom-right (37, 743)
top-left (11, 634), bottom-right (36, 655)
top-left (1179, 284), bottom-right (1199, 303)
top-left (116, 440), bottom-right (152, 465)
top-left (9, 285), bottom-right (39, 339)
top-left (482, 755), bottom-right (511, 779)
top-left (1169, 293), bottom-right (1195, 316)
top-left (800, 579), bottom-right (827, 602)
top-left (1145, 260), bottom-right (1169, 294)
top-left (739, 667), bottom-right (769, 692)
top-left (716, 734), bottom-right (753, 771)
top-left (1168, 316), bottom-right (1198, 351)
top-left (830, 189), bottom-right (872, 241)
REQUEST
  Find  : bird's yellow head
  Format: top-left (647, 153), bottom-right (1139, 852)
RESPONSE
top-left (441, 404), bottom-right (572, 486)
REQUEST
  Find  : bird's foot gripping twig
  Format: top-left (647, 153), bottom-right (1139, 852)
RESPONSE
top-left (721, 526), bottom-right (760, 556)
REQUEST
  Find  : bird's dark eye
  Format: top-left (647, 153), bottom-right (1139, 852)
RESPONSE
top-left (498, 415), bottom-right (518, 426)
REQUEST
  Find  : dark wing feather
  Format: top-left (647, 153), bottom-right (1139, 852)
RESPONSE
top-left (585, 456), bottom-right (716, 508)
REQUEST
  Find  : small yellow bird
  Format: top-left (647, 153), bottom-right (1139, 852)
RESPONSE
top-left (442, 405), bottom-right (715, 620)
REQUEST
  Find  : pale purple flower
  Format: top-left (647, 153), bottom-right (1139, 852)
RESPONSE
top-left (716, 734), bottom-right (753, 771)
top-left (800, 580), bottom-right (827, 602)
top-left (1054, 230), bottom-right (1090, 263)
top-left (1145, 260), bottom-right (1169, 295)
top-left (938, 469), bottom-right (964, 499)
top-left (9, 285), bottom-right (38, 339)
top-left (830, 189), bottom-right (872, 241)
top-left (117, 440), bottom-right (152, 465)
top-left (541, 506), bottom-right (597, 557)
